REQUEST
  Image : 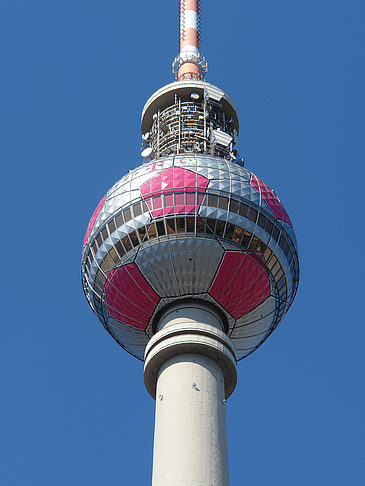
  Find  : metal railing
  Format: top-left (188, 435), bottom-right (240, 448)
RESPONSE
top-left (146, 98), bottom-right (237, 160)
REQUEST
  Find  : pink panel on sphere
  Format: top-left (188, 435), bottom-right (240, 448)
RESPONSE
top-left (251, 175), bottom-right (292, 227)
top-left (175, 193), bottom-right (185, 206)
top-left (165, 194), bottom-right (174, 207)
top-left (83, 195), bottom-right (106, 246)
top-left (209, 251), bottom-right (271, 319)
top-left (140, 167), bottom-right (209, 218)
top-left (105, 263), bottom-right (160, 330)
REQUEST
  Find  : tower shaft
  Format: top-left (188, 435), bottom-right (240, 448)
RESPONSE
top-left (144, 304), bottom-right (237, 486)
top-left (153, 354), bottom-right (228, 485)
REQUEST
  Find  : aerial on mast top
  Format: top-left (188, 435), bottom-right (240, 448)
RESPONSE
top-left (173, 0), bottom-right (207, 80)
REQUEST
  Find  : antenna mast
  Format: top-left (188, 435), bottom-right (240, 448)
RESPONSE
top-left (173, 0), bottom-right (207, 80)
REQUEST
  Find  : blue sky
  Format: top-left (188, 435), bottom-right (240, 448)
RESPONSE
top-left (1, 0), bottom-right (364, 484)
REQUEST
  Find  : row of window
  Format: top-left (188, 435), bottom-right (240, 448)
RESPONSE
top-left (83, 189), bottom-right (300, 318)
top-left (86, 215), bottom-right (284, 275)
top-left (86, 213), bottom-right (297, 287)
top-left (88, 191), bottom-right (297, 270)
top-left (83, 215), bottom-right (289, 312)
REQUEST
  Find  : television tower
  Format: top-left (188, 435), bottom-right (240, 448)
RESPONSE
top-left (81, 1), bottom-right (299, 485)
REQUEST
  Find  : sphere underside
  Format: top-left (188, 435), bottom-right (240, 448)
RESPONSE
top-left (81, 155), bottom-right (299, 360)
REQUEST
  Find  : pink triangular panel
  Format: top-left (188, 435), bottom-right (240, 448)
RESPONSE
top-left (251, 175), bottom-right (292, 227)
top-left (140, 167), bottom-right (209, 218)
top-left (83, 195), bottom-right (106, 246)
top-left (209, 251), bottom-right (271, 319)
top-left (105, 263), bottom-right (160, 329)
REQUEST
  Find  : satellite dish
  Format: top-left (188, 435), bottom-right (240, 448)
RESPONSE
top-left (141, 147), bottom-right (154, 158)
top-left (142, 132), bottom-right (150, 141)
top-left (190, 92), bottom-right (200, 100)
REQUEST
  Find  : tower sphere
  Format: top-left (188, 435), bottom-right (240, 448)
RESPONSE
top-left (81, 84), bottom-right (299, 362)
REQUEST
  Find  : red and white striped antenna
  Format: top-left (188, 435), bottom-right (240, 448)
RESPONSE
top-left (173, 0), bottom-right (207, 80)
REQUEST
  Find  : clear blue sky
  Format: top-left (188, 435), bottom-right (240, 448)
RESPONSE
top-left (1, 1), bottom-right (364, 484)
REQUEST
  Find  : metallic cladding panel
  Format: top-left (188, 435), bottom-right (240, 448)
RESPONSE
top-left (231, 333), bottom-right (268, 352)
top-left (232, 297), bottom-right (277, 333)
top-left (104, 191), bottom-right (139, 216)
top-left (107, 316), bottom-right (149, 360)
top-left (135, 237), bottom-right (224, 298)
top-left (229, 296), bottom-right (277, 355)
top-left (209, 252), bottom-right (271, 319)
top-left (169, 238), bottom-right (197, 295)
top-left (251, 174), bottom-right (292, 226)
top-left (84, 195), bottom-right (106, 245)
top-left (282, 221), bottom-right (297, 247)
top-left (105, 263), bottom-right (160, 330)
top-left (136, 241), bottom-right (178, 296)
top-left (191, 238), bottom-right (225, 293)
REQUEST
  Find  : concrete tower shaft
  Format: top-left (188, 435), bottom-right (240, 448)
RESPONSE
top-left (144, 304), bottom-right (237, 486)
